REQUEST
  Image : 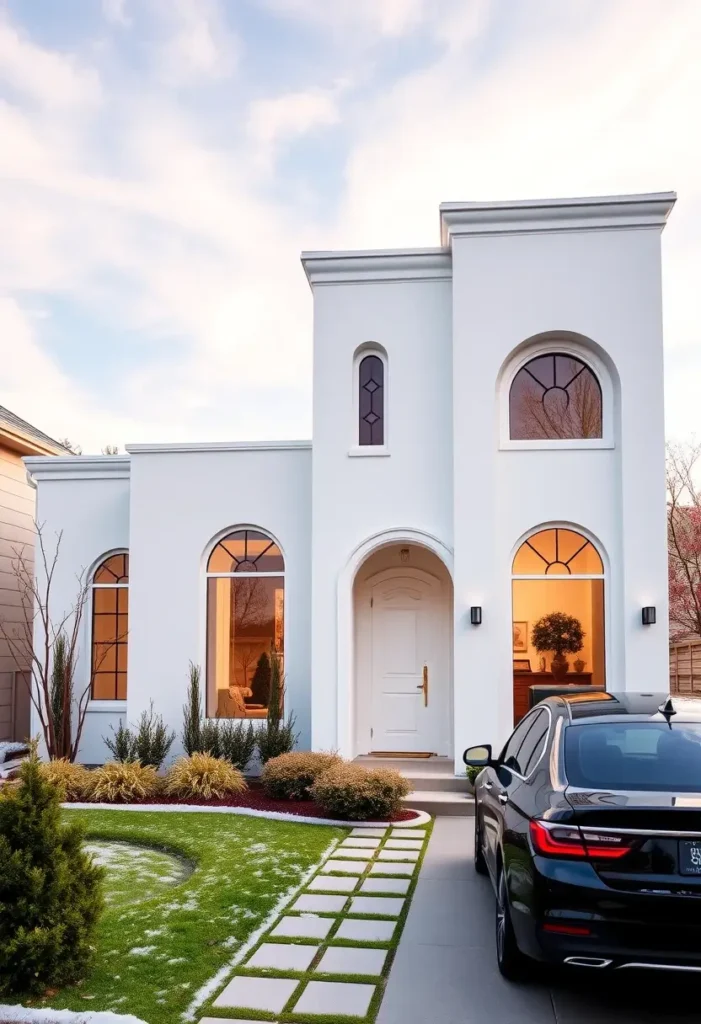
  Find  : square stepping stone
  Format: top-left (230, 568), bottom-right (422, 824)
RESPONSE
top-left (370, 861), bottom-right (414, 876)
top-left (294, 980), bottom-right (375, 1018)
top-left (329, 848), bottom-right (373, 861)
top-left (247, 942), bottom-right (318, 972)
top-left (351, 827), bottom-right (386, 837)
top-left (349, 896), bottom-right (404, 917)
top-left (270, 915), bottom-right (334, 940)
top-left (292, 894), bottom-right (347, 914)
top-left (377, 849), bottom-right (419, 862)
top-left (201, 1019), bottom-right (266, 1023)
top-left (385, 838), bottom-right (423, 849)
top-left (391, 828), bottom-right (425, 838)
top-left (316, 946), bottom-right (387, 977)
top-left (360, 877), bottom-right (410, 895)
top-left (213, 975), bottom-right (298, 1013)
top-left (340, 837), bottom-right (381, 849)
top-left (320, 860), bottom-right (365, 875)
top-left (334, 918), bottom-right (396, 942)
top-left (308, 875), bottom-right (358, 893)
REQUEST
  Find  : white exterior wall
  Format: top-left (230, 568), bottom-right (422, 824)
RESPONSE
top-left (126, 444), bottom-right (312, 754)
top-left (447, 196), bottom-right (672, 760)
top-left (304, 254), bottom-right (454, 756)
top-left (25, 458), bottom-right (130, 764)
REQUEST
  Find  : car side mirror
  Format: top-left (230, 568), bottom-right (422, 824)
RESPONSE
top-left (463, 744), bottom-right (493, 767)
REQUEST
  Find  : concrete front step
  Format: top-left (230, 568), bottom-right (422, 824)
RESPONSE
top-left (403, 790), bottom-right (475, 817)
top-left (403, 772), bottom-right (467, 793)
top-left (355, 756), bottom-right (456, 775)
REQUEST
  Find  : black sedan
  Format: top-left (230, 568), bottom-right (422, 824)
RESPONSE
top-left (464, 692), bottom-right (701, 979)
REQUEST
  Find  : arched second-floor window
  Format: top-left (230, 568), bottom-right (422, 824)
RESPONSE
top-left (358, 353), bottom-right (385, 446)
top-left (509, 353), bottom-right (602, 440)
top-left (91, 552), bottom-right (129, 700)
top-left (206, 529), bottom-right (284, 719)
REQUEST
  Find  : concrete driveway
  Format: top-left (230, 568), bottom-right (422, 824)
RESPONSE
top-left (378, 818), bottom-right (701, 1024)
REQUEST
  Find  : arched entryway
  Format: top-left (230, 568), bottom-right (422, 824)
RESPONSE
top-left (511, 527), bottom-right (606, 724)
top-left (353, 544), bottom-right (453, 755)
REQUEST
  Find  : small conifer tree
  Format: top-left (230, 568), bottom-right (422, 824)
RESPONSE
top-left (0, 756), bottom-right (104, 994)
top-left (182, 662), bottom-right (203, 756)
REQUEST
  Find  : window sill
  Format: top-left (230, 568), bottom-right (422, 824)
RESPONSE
top-left (87, 700), bottom-right (127, 713)
top-left (499, 439), bottom-right (614, 452)
top-left (347, 446), bottom-right (391, 458)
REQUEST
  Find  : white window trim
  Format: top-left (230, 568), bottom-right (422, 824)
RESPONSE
top-left (88, 553), bottom-right (129, 708)
top-left (499, 340), bottom-right (614, 450)
top-left (203, 530), bottom-right (286, 722)
top-left (350, 344), bottom-right (389, 456)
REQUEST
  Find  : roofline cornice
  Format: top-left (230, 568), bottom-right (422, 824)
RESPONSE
top-left (24, 456), bottom-right (131, 481)
top-left (126, 440), bottom-right (312, 454)
top-left (0, 425), bottom-right (71, 457)
top-left (301, 247), bottom-right (451, 285)
top-left (440, 192), bottom-right (677, 244)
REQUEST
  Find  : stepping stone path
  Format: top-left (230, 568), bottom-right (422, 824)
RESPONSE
top-left (201, 820), bottom-right (430, 1022)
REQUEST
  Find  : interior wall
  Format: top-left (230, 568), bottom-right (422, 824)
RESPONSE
top-left (512, 578), bottom-right (605, 678)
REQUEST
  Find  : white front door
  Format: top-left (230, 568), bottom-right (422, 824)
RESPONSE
top-left (370, 572), bottom-right (445, 753)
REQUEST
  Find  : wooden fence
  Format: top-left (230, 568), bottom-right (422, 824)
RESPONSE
top-left (670, 638), bottom-right (701, 695)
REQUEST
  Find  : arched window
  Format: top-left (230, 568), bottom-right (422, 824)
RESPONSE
top-left (509, 353), bottom-right (602, 440)
top-left (512, 528), bottom-right (605, 725)
top-left (91, 552), bottom-right (128, 700)
top-left (358, 354), bottom-right (385, 446)
top-left (206, 529), bottom-right (284, 719)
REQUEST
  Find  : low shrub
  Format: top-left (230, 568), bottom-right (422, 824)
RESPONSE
top-left (311, 763), bottom-right (410, 821)
top-left (261, 751), bottom-right (343, 800)
top-left (90, 761), bottom-right (160, 803)
top-left (219, 718), bottom-right (257, 772)
top-left (0, 757), bottom-right (103, 995)
top-left (165, 752), bottom-right (247, 800)
top-left (104, 703), bottom-right (175, 769)
top-left (38, 759), bottom-right (93, 801)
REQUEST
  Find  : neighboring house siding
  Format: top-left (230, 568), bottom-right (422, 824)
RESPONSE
top-left (0, 445), bottom-right (34, 741)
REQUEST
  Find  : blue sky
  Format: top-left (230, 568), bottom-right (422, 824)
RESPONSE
top-left (1, 0), bottom-right (699, 452)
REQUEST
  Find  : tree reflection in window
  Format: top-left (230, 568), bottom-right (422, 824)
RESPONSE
top-left (509, 354), bottom-right (602, 440)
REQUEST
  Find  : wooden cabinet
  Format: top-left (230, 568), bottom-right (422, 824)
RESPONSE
top-left (513, 672), bottom-right (593, 725)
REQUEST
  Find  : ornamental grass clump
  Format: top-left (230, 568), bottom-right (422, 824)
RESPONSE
top-left (90, 760), bottom-right (160, 803)
top-left (38, 758), bottom-right (94, 802)
top-left (0, 757), bottom-right (104, 995)
top-left (165, 752), bottom-right (247, 801)
top-left (311, 763), bottom-right (410, 821)
top-left (261, 751), bottom-right (343, 800)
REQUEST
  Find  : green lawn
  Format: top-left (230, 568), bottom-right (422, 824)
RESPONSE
top-left (19, 809), bottom-right (346, 1024)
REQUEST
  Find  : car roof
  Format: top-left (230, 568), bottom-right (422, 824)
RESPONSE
top-left (542, 691), bottom-right (701, 723)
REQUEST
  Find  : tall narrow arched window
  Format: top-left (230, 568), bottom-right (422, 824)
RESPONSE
top-left (511, 528), bottom-right (606, 725)
top-left (91, 552), bottom-right (129, 700)
top-left (358, 354), bottom-right (385, 446)
top-left (206, 529), bottom-right (284, 719)
top-left (509, 353), bottom-right (602, 440)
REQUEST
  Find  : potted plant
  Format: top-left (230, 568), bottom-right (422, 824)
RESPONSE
top-left (531, 612), bottom-right (584, 682)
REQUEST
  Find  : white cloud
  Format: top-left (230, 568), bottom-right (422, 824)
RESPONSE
top-left (0, 15), bottom-right (101, 107)
top-left (264, 0), bottom-right (427, 38)
top-left (153, 0), bottom-right (239, 84)
top-left (247, 88), bottom-right (340, 167)
top-left (102, 0), bottom-right (132, 28)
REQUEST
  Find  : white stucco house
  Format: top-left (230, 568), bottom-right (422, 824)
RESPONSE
top-left (25, 192), bottom-right (675, 770)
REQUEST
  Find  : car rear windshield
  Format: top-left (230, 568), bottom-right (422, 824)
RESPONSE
top-left (564, 722), bottom-right (701, 792)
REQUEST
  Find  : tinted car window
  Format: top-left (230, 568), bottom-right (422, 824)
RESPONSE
top-left (521, 711), bottom-right (550, 776)
top-left (565, 722), bottom-right (701, 792)
top-left (501, 710), bottom-right (546, 775)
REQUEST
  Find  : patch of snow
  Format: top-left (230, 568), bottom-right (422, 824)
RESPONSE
top-left (0, 1005), bottom-right (147, 1023)
top-left (128, 945), bottom-right (156, 956)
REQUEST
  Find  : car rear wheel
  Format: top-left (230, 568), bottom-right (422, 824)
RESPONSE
top-left (474, 810), bottom-right (488, 875)
top-left (496, 867), bottom-right (528, 981)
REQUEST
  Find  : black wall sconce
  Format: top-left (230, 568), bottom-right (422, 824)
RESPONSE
top-left (641, 606), bottom-right (656, 626)
top-left (470, 606), bottom-right (482, 626)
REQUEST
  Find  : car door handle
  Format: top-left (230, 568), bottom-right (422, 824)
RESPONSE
top-left (484, 780), bottom-right (493, 790)
top-left (498, 793), bottom-right (508, 805)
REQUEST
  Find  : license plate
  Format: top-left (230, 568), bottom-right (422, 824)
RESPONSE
top-left (679, 840), bottom-right (701, 875)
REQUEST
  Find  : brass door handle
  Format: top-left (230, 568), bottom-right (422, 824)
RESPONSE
top-left (416, 665), bottom-right (428, 707)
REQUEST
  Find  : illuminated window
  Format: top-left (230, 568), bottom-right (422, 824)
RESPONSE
top-left (509, 353), bottom-right (602, 440)
top-left (91, 552), bottom-right (128, 700)
top-left (206, 530), bottom-right (284, 719)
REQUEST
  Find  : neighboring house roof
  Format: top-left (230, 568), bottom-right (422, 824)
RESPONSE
top-left (0, 404), bottom-right (73, 457)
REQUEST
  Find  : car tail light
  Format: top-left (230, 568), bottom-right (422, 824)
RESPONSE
top-left (530, 820), bottom-right (635, 860)
top-left (542, 923), bottom-right (592, 936)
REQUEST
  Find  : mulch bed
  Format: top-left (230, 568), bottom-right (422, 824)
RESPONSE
top-left (67, 780), bottom-right (418, 823)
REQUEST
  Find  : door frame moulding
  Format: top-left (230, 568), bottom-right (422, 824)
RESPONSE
top-left (337, 528), bottom-right (453, 760)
